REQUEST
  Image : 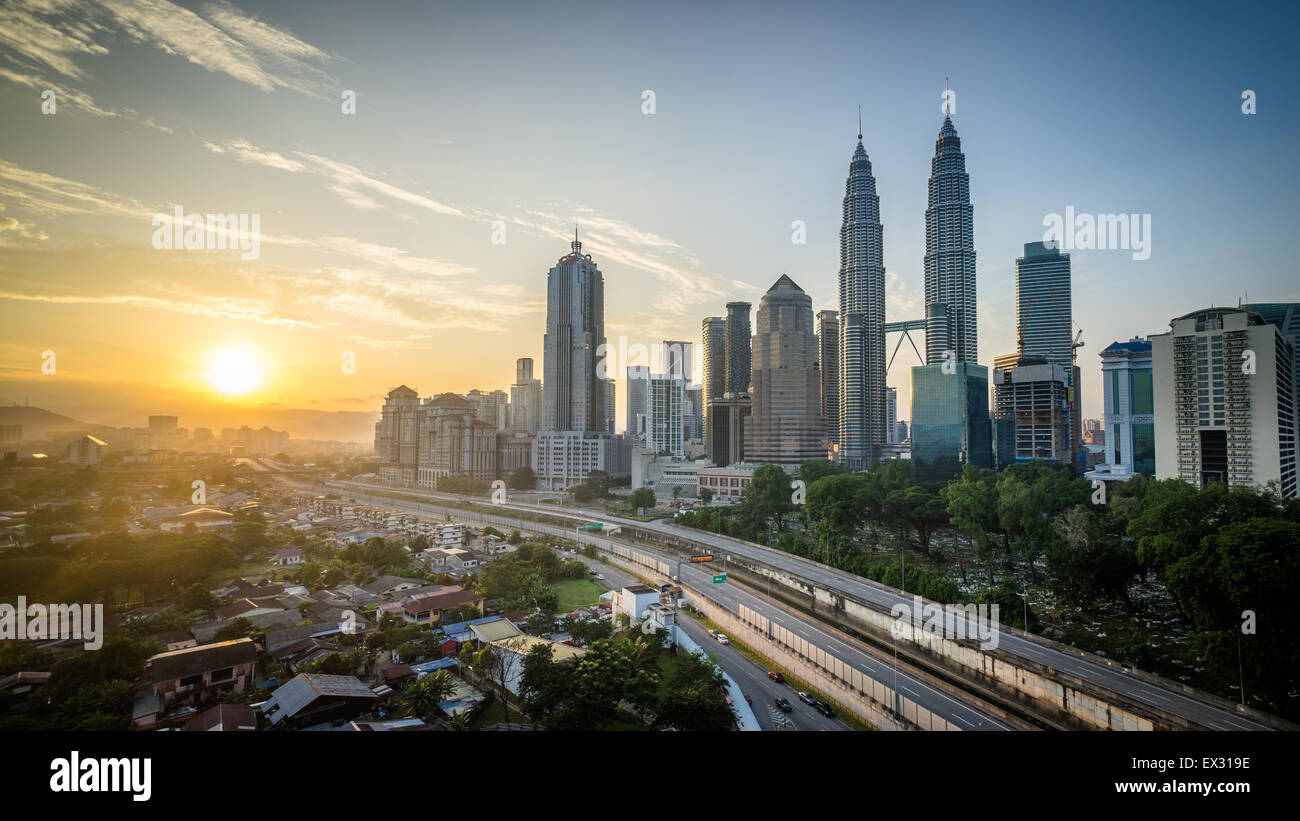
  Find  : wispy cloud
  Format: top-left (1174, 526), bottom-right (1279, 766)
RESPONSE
top-left (0, 66), bottom-right (174, 133)
top-left (0, 0), bottom-right (336, 97)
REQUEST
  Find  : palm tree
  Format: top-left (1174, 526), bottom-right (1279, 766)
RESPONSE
top-left (445, 711), bottom-right (473, 731)
top-left (400, 670), bottom-right (456, 718)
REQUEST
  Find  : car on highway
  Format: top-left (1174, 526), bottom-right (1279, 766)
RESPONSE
top-left (814, 700), bottom-right (834, 718)
top-left (797, 691), bottom-right (816, 706)
top-left (774, 697), bottom-right (792, 712)
top-left (767, 671), bottom-right (785, 683)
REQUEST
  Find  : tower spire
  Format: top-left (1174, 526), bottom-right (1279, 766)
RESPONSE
top-left (857, 105), bottom-right (862, 141)
top-left (572, 224), bottom-right (581, 255)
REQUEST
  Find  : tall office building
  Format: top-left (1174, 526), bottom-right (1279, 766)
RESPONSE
top-left (924, 115), bottom-right (978, 365)
top-left (1152, 307), bottom-right (1296, 497)
top-left (817, 310), bottom-right (839, 444)
top-left (374, 385), bottom-right (421, 486)
top-left (1243, 302), bottom-right (1300, 448)
top-left (541, 232), bottom-right (606, 433)
top-left (725, 302), bottom-right (752, 395)
top-left (886, 387), bottom-right (898, 444)
top-left (702, 316), bottom-right (728, 460)
top-left (646, 374), bottom-right (685, 458)
top-left (1016, 242), bottom-right (1073, 368)
top-left (626, 365), bottom-right (649, 439)
top-left (911, 363), bottom-right (992, 481)
top-left (416, 393), bottom-right (498, 487)
top-left (663, 340), bottom-right (693, 382)
top-left (746, 275), bottom-right (826, 468)
top-left (685, 386), bottom-right (704, 443)
top-left (707, 393), bottom-right (751, 467)
top-left (992, 355), bottom-right (1072, 464)
top-left (535, 233), bottom-right (627, 489)
top-left (702, 318), bottom-right (727, 400)
top-left (838, 123), bottom-right (887, 468)
top-left (603, 378), bottom-right (617, 435)
top-left (1086, 338), bottom-right (1155, 482)
top-left (510, 357), bottom-right (542, 433)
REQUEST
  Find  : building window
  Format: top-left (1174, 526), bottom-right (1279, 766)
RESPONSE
top-left (1133, 423), bottom-right (1155, 476)
top-left (1111, 370), bottom-right (1120, 414)
top-left (1131, 368), bottom-right (1153, 415)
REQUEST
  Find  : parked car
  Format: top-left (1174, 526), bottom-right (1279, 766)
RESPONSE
top-left (743, 693), bottom-right (752, 705)
top-left (707, 629), bottom-right (718, 639)
top-left (815, 700), bottom-right (834, 718)
top-left (797, 691), bottom-right (816, 706)
top-left (715, 633), bottom-right (729, 645)
top-left (595, 574), bottom-right (605, 580)
top-left (774, 697), bottom-right (792, 712)
top-left (560, 639), bottom-right (577, 647)
top-left (767, 671), bottom-right (785, 683)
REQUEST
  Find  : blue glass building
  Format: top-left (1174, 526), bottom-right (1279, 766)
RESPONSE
top-left (910, 362), bottom-right (992, 482)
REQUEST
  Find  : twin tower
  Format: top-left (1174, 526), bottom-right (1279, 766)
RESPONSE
top-left (837, 111), bottom-right (977, 469)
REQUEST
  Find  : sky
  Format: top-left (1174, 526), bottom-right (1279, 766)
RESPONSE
top-left (0, 0), bottom-right (1296, 436)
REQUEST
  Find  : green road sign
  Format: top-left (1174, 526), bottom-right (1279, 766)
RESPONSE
top-left (712, 573), bottom-right (727, 584)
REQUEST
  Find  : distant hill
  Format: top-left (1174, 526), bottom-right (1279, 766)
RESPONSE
top-left (0, 405), bottom-right (112, 442)
top-left (0, 404), bottom-right (377, 444)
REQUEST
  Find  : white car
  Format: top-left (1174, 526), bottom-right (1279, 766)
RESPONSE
top-left (595, 573), bottom-right (605, 580)
top-left (715, 633), bottom-right (729, 645)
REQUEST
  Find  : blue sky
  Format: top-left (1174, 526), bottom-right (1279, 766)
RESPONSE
top-left (0, 0), bottom-right (1295, 428)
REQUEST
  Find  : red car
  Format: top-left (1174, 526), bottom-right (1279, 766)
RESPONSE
top-left (743, 693), bottom-right (752, 705)
top-left (560, 639), bottom-right (577, 646)
top-left (767, 671), bottom-right (785, 683)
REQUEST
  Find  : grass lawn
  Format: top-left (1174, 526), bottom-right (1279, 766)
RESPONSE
top-left (553, 577), bottom-right (605, 611)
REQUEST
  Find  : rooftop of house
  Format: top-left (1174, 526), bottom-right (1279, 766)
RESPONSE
top-left (148, 638), bottom-right (258, 683)
top-left (184, 703), bottom-right (256, 731)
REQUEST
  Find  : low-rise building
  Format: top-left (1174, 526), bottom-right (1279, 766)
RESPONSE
top-left (147, 638), bottom-right (258, 707)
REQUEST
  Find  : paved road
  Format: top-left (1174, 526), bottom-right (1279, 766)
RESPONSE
top-left (331, 481), bottom-right (1271, 731)
top-left (675, 613), bottom-right (847, 732)
top-left (294, 480), bottom-right (1007, 730)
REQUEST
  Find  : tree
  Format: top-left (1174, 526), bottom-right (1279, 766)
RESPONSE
top-left (400, 670), bottom-right (456, 718)
top-left (180, 582), bottom-right (217, 613)
top-left (884, 485), bottom-right (949, 559)
top-left (471, 638), bottom-right (527, 722)
top-left (653, 649), bottom-right (732, 731)
top-left (739, 464), bottom-right (795, 537)
top-left (628, 487), bottom-right (656, 511)
top-left (941, 466), bottom-right (1000, 584)
top-left (509, 466), bottom-right (536, 490)
top-left (798, 459), bottom-right (844, 484)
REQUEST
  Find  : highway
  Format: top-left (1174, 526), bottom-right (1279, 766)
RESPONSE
top-left (290, 479), bottom-right (1009, 730)
top-left (304, 479), bottom-right (1277, 731)
top-left (674, 613), bottom-right (848, 731)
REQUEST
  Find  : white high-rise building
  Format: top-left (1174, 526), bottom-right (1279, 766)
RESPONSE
top-left (646, 374), bottom-right (685, 459)
top-left (1086, 337), bottom-right (1156, 483)
top-left (1152, 307), bottom-right (1296, 497)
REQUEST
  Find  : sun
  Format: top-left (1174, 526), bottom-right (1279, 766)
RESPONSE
top-left (205, 348), bottom-right (263, 396)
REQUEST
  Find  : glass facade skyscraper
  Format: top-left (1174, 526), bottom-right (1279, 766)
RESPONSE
top-left (838, 128), bottom-right (887, 468)
top-left (924, 115), bottom-right (978, 365)
top-left (910, 363), bottom-right (992, 482)
top-left (542, 233), bottom-right (605, 433)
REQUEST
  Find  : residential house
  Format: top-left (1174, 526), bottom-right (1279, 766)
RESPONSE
top-left (259, 673), bottom-right (380, 728)
top-left (147, 638), bottom-right (258, 707)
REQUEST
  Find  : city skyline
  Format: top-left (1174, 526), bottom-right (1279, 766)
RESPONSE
top-left (0, 0), bottom-right (1297, 437)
